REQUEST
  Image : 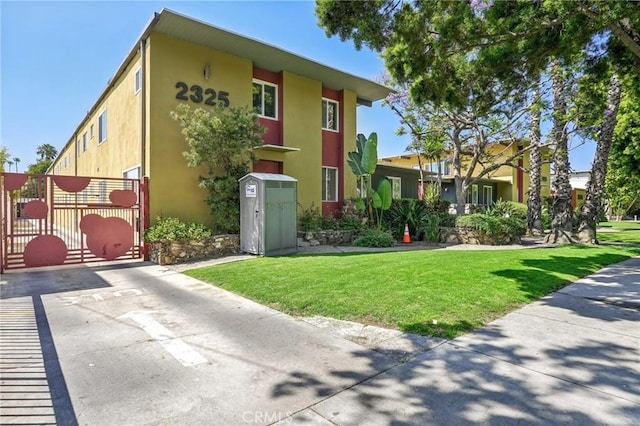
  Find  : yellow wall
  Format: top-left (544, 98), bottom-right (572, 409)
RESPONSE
top-left (147, 33), bottom-right (253, 228)
top-left (280, 71), bottom-right (322, 211)
top-left (51, 31), bottom-right (365, 228)
top-left (51, 54), bottom-right (143, 179)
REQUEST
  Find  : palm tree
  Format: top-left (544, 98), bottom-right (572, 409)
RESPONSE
top-left (36, 144), bottom-right (58, 161)
top-left (13, 157), bottom-right (20, 172)
top-left (0, 146), bottom-right (9, 172)
top-left (7, 160), bottom-right (13, 172)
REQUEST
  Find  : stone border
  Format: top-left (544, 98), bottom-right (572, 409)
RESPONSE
top-left (148, 234), bottom-right (240, 265)
top-left (439, 226), bottom-right (521, 245)
top-left (298, 230), bottom-right (355, 246)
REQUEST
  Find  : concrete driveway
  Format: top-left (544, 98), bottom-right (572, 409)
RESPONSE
top-left (1, 255), bottom-right (639, 425)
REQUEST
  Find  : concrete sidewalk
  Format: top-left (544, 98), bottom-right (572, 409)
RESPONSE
top-left (1, 255), bottom-right (638, 425)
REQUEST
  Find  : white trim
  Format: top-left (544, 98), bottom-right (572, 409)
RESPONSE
top-left (134, 66), bottom-right (142, 94)
top-left (322, 166), bottom-right (338, 202)
top-left (252, 79), bottom-right (278, 120)
top-left (321, 98), bottom-right (339, 132)
top-left (123, 165), bottom-right (142, 179)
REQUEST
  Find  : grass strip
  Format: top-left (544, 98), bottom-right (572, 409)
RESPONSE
top-left (186, 245), bottom-right (639, 338)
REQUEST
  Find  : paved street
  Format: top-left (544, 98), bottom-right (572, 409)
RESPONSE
top-left (1, 255), bottom-right (638, 425)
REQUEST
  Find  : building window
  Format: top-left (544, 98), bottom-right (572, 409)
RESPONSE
top-left (252, 80), bottom-right (277, 119)
top-left (90, 124), bottom-right (94, 139)
top-left (134, 67), bottom-right (142, 94)
top-left (322, 167), bottom-right (338, 202)
top-left (483, 186), bottom-right (493, 205)
top-left (467, 184), bottom-right (479, 204)
top-left (98, 110), bottom-right (107, 144)
top-left (388, 176), bottom-right (401, 199)
top-left (322, 98), bottom-right (338, 131)
top-left (82, 132), bottom-right (88, 152)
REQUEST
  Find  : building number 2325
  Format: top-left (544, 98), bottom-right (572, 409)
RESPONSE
top-left (175, 82), bottom-right (230, 107)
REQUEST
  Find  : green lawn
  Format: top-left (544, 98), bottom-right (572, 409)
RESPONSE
top-left (597, 221), bottom-right (640, 244)
top-left (185, 245), bottom-right (640, 338)
top-left (598, 221), bottom-right (640, 229)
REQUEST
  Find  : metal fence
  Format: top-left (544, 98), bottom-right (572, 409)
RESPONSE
top-left (1, 173), bottom-right (147, 271)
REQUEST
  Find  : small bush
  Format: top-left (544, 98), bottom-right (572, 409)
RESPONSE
top-left (486, 199), bottom-right (528, 221)
top-left (298, 204), bottom-right (323, 231)
top-left (321, 215), bottom-right (340, 231)
top-left (456, 214), bottom-right (526, 237)
top-left (145, 217), bottom-right (212, 242)
top-left (337, 214), bottom-right (365, 231)
top-left (438, 213), bottom-right (457, 227)
top-left (353, 228), bottom-right (395, 247)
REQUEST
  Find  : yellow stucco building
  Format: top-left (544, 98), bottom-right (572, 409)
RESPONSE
top-left (49, 9), bottom-right (390, 228)
top-left (378, 142), bottom-right (552, 205)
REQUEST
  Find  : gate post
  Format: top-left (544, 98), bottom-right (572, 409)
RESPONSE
top-left (142, 176), bottom-right (150, 261)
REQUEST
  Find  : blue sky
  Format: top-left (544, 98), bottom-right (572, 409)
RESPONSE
top-left (1, 0), bottom-right (594, 172)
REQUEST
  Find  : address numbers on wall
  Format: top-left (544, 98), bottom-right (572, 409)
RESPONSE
top-left (175, 82), bottom-right (230, 107)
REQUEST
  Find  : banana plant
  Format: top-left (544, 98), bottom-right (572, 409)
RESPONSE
top-left (347, 132), bottom-right (392, 227)
top-left (371, 177), bottom-right (392, 229)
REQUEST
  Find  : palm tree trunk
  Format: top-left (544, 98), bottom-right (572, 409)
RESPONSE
top-left (527, 86), bottom-right (543, 236)
top-left (576, 73), bottom-right (622, 243)
top-left (545, 59), bottom-right (574, 244)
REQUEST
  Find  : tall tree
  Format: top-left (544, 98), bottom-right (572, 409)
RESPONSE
top-left (13, 157), bottom-right (20, 172)
top-left (0, 146), bottom-right (10, 172)
top-left (546, 59), bottom-right (574, 244)
top-left (604, 77), bottom-right (640, 219)
top-left (36, 144), bottom-right (58, 161)
top-left (527, 85), bottom-right (544, 235)
top-left (576, 73), bottom-right (623, 242)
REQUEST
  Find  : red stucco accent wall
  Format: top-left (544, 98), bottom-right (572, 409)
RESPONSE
top-left (253, 67), bottom-right (283, 146)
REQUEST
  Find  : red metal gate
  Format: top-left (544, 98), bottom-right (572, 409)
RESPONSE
top-left (1, 173), bottom-right (148, 272)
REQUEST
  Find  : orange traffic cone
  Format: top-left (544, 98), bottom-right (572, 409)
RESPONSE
top-left (402, 223), bottom-right (411, 244)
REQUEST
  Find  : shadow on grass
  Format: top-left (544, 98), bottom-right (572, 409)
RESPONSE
top-left (493, 249), bottom-right (637, 301)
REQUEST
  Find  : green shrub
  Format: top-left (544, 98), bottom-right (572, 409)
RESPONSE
top-left (337, 214), bottom-right (365, 231)
top-left (145, 217), bottom-right (212, 243)
top-left (298, 204), bottom-right (323, 231)
top-left (542, 206), bottom-right (551, 230)
top-left (424, 215), bottom-right (441, 242)
top-left (486, 199), bottom-right (528, 221)
top-left (353, 228), bottom-right (395, 247)
top-left (424, 195), bottom-right (451, 215)
top-left (384, 199), bottom-right (429, 238)
top-left (438, 213), bottom-right (457, 227)
top-left (321, 215), bottom-right (340, 231)
top-left (456, 214), bottom-right (526, 237)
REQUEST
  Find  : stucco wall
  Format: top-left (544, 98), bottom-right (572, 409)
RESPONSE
top-left (147, 32), bottom-right (253, 228)
top-left (281, 71), bottom-right (322, 212)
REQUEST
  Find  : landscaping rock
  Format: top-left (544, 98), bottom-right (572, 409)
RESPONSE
top-left (149, 234), bottom-right (240, 265)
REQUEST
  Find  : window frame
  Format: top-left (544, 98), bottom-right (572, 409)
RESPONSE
top-left (90, 124), bottom-right (94, 139)
top-left (98, 110), bottom-right (107, 144)
top-left (483, 185), bottom-right (493, 206)
top-left (321, 98), bottom-right (339, 132)
top-left (134, 66), bottom-right (142, 94)
top-left (322, 166), bottom-right (339, 202)
top-left (387, 176), bottom-right (402, 199)
top-left (467, 184), bottom-right (479, 204)
top-left (252, 79), bottom-right (278, 120)
top-left (82, 132), bottom-right (88, 152)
